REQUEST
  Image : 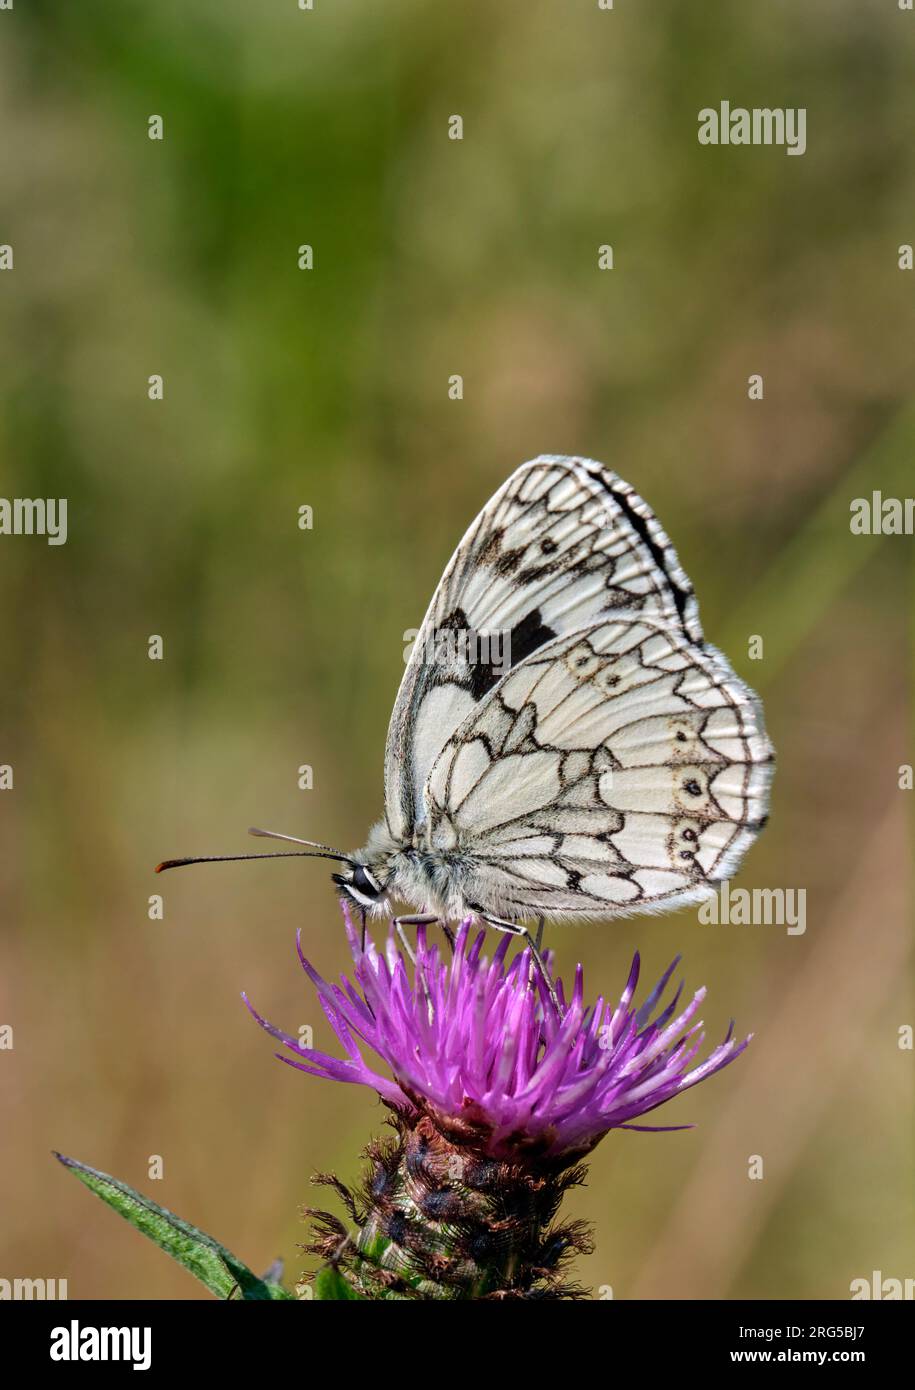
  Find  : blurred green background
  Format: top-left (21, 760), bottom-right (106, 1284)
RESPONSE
top-left (1, 0), bottom-right (913, 1300)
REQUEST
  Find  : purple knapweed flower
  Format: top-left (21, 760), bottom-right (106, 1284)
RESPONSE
top-left (244, 908), bottom-right (750, 1164)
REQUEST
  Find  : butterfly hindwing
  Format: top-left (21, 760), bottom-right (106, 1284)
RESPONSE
top-left (422, 616), bottom-right (773, 920)
top-left (384, 455), bottom-right (703, 840)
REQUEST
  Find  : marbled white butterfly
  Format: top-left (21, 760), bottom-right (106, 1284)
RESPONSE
top-left (159, 456), bottom-right (774, 996)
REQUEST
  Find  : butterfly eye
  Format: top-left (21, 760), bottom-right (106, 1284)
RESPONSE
top-left (352, 865), bottom-right (383, 899)
top-left (333, 864), bottom-right (385, 909)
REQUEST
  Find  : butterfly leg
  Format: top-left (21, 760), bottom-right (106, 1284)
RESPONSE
top-left (528, 915), bottom-right (546, 991)
top-left (392, 913), bottom-right (440, 965)
top-left (478, 911), bottom-right (560, 1016)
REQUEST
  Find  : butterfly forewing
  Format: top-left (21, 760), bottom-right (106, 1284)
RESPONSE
top-left (384, 455), bottom-right (703, 840)
top-left (421, 617), bottom-right (773, 920)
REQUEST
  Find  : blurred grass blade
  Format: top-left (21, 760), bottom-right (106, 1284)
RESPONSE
top-left (722, 403), bottom-right (915, 682)
top-left (54, 1152), bottom-right (294, 1300)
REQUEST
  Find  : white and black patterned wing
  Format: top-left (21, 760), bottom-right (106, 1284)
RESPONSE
top-left (423, 616), bottom-right (773, 920)
top-left (385, 455), bottom-right (702, 841)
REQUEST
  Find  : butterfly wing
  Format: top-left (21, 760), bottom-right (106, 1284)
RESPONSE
top-left (384, 455), bottom-right (703, 842)
top-left (422, 616), bottom-right (774, 920)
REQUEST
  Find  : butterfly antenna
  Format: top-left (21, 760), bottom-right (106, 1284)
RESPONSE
top-left (155, 845), bottom-right (354, 867)
top-left (152, 834), bottom-right (353, 867)
top-left (248, 827), bottom-right (351, 858)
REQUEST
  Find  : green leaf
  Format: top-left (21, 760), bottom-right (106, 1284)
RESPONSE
top-left (312, 1264), bottom-right (365, 1300)
top-left (54, 1152), bottom-right (294, 1300)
